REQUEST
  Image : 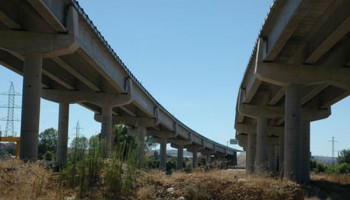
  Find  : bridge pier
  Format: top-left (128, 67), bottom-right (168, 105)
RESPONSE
top-left (278, 132), bottom-right (284, 174)
top-left (159, 137), bottom-right (167, 171)
top-left (300, 120), bottom-right (310, 183)
top-left (170, 139), bottom-right (192, 170)
top-left (284, 85), bottom-right (301, 182)
top-left (136, 126), bottom-right (146, 166)
top-left (177, 145), bottom-right (184, 170)
top-left (101, 105), bottom-right (113, 155)
top-left (20, 55), bottom-right (43, 161)
top-left (201, 149), bottom-right (216, 167)
top-left (247, 132), bottom-right (256, 173)
top-left (267, 139), bottom-right (277, 173)
top-left (56, 103), bottom-right (69, 165)
top-left (255, 117), bottom-right (268, 173)
top-left (187, 146), bottom-right (203, 169)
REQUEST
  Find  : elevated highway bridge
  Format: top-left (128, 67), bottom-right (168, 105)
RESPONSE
top-left (0, 0), bottom-right (237, 170)
top-left (234, 0), bottom-right (350, 183)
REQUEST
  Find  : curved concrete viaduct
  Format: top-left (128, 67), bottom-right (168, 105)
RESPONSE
top-left (234, 0), bottom-right (350, 183)
top-left (0, 0), bottom-right (237, 169)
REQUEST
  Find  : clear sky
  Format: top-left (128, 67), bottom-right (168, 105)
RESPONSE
top-left (0, 0), bottom-right (349, 156)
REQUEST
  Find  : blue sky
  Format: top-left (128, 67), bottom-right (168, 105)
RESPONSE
top-left (0, 0), bottom-right (349, 156)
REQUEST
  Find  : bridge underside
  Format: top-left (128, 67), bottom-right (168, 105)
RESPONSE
top-left (0, 0), bottom-right (238, 170)
top-left (235, 0), bottom-right (350, 183)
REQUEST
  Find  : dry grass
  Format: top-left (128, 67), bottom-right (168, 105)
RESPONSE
top-left (0, 159), bottom-right (74, 200)
top-left (304, 173), bottom-right (350, 200)
top-left (3, 159), bottom-right (350, 200)
top-left (136, 169), bottom-right (303, 200)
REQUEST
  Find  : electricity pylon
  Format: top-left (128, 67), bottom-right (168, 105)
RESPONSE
top-left (0, 82), bottom-right (21, 137)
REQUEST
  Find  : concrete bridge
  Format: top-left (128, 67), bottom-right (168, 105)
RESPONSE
top-left (234, 0), bottom-right (350, 183)
top-left (0, 0), bottom-right (237, 169)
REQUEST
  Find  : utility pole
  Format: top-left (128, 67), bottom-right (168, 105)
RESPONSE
top-left (328, 136), bottom-right (338, 166)
top-left (0, 82), bottom-right (21, 137)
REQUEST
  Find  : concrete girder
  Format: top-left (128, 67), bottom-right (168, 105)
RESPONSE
top-left (28, 0), bottom-right (67, 32)
top-left (200, 149), bottom-right (216, 155)
top-left (95, 115), bottom-right (158, 128)
top-left (236, 134), bottom-right (248, 146)
top-left (243, 38), bottom-right (266, 103)
top-left (148, 130), bottom-right (177, 139)
top-left (0, 9), bottom-right (21, 29)
top-left (305, 8), bottom-right (350, 64)
top-left (238, 101), bottom-right (331, 121)
top-left (75, 48), bottom-right (126, 93)
top-left (41, 78), bottom-right (133, 106)
top-left (0, 6), bottom-right (79, 57)
top-left (168, 139), bottom-right (192, 146)
top-left (187, 145), bottom-right (204, 153)
top-left (263, 0), bottom-right (305, 61)
top-left (243, 78), bottom-right (261, 104)
top-left (301, 83), bottom-right (329, 105)
top-left (269, 87), bottom-right (286, 105)
top-left (42, 68), bottom-right (75, 90)
top-left (51, 57), bottom-right (101, 92)
top-left (235, 123), bottom-right (283, 136)
top-left (255, 62), bottom-right (350, 88)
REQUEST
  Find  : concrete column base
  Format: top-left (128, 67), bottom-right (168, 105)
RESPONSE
top-left (247, 133), bottom-right (256, 173)
top-left (300, 121), bottom-right (310, 183)
top-left (255, 117), bottom-right (267, 174)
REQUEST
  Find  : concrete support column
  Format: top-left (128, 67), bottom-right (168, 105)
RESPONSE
top-left (101, 105), bottom-right (113, 156)
top-left (192, 150), bottom-right (198, 169)
top-left (284, 85), bottom-right (301, 182)
top-left (20, 55), bottom-right (42, 161)
top-left (267, 143), bottom-right (277, 173)
top-left (278, 133), bottom-right (284, 174)
top-left (255, 117), bottom-right (267, 173)
top-left (177, 145), bottom-right (184, 170)
top-left (247, 133), bottom-right (256, 173)
top-left (136, 126), bottom-right (146, 166)
top-left (300, 120), bottom-right (310, 183)
top-left (205, 154), bottom-right (211, 166)
top-left (56, 103), bottom-right (69, 165)
top-left (159, 137), bottom-right (167, 171)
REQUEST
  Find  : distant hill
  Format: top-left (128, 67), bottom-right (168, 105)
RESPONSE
top-left (312, 155), bottom-right (337, 165)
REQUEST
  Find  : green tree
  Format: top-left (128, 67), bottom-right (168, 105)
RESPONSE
top-left (38, 128), bottom-right (57, 160)
top-left (70, 136), bottom-right (89, 161)
top-left (145, 135), bottom-right (158, 152)
top-left (114, 124), bottom-right (136, 160)
top-left (337, 149), bottom-right (350, 164)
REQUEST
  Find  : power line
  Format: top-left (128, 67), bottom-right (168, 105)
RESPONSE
top-left (0, 82), bottom-right (21, 137)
